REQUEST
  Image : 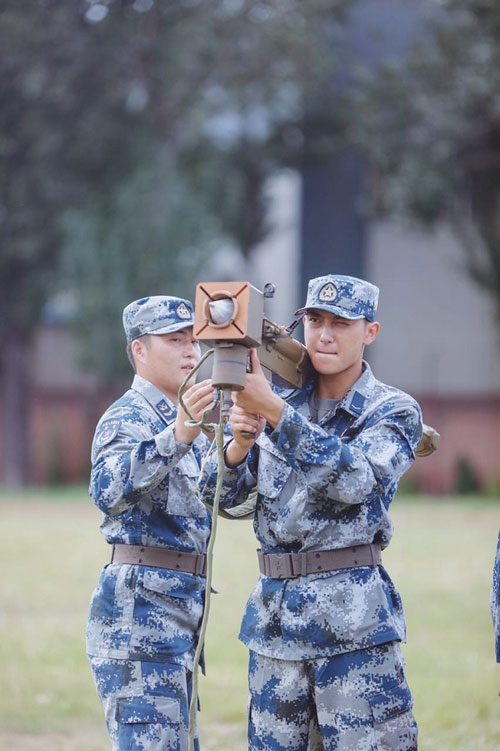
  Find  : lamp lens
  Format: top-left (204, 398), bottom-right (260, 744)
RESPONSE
top-left (208, 298), bottom-right (235, 326)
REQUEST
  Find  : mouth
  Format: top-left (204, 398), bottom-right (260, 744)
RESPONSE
top-left (181, 363), bottom-right (195, 371)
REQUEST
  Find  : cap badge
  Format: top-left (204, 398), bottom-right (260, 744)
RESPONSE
top-left (318, 282), bottom-right (338, 303)
top-left (177, 302), bottom-right (191, 319)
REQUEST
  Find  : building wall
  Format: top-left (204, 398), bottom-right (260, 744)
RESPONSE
top-left (367, 220), bottom-right (500, 395)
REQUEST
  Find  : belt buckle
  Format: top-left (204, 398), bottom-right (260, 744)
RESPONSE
top-left (271, 553), bottom-right (294, 579)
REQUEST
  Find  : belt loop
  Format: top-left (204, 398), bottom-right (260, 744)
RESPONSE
top-left (195, 554), bottom-right (206, 576)
top-left (370, 543), bottom-right (381, 566)
top-left (300, 552), bottom-right (308, 577)
top-left (110, 544), bottom-right (115, 563)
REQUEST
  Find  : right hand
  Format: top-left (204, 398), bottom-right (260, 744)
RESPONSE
top-left (225, 404), bottom-right (265, 468)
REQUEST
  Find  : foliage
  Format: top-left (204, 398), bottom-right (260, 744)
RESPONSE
top-left (0, 0), bottom-right (347, 479)
top-left (349, 0), bottom-right (500, 320)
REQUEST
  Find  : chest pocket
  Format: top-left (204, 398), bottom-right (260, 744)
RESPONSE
top-left (256, 435), bottom-right (292, 500)
top-left (167, 452), bottom-right (206, 518)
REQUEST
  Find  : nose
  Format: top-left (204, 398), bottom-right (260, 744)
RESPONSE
top-left (183, 339), bottom-right (199, 357)
top-left (319, 326), bottom-right (333, 343)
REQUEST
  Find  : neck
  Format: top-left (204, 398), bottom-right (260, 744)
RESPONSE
top-left (316, 360), bottom-right (363, 400)
top-left (136, 371), bottom-right (179, 405)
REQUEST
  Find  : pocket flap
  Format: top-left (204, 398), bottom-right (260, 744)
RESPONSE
top-left (116, 695), bottom-right (180, 725)
top-left (369, 682), bottom-right (413, 723)
top-left (142, 569), bottom-right (201, 599)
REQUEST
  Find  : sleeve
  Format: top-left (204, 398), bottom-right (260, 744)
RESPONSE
top-left (90, 411), bottom-right (192, 516)
top-left (267, 398), bottom-right (423, 506)
top-left (198, 438), bottom-right (258, 511)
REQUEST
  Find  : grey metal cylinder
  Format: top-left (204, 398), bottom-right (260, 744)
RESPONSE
top-left (211, 343), bottom-right (248, 390)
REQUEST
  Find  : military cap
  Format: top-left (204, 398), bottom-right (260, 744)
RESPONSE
top-left (295, 274), bottom-right (379, 322)
top-left (123, 295), bottom-right (194, 343)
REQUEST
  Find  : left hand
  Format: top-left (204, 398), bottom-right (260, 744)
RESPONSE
top-left (232, 349), bottom-right (284, 428)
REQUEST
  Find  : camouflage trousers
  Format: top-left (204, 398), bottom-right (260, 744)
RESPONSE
top-left (88, 657), bottom-right (199, 751)
top-left (248, 642), bottom-right (417, 751)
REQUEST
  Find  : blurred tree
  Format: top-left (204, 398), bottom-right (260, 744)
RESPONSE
top-left (348, 0), bottom-right (500, 323)
top-left (1, 0), bottom-right (347, 482)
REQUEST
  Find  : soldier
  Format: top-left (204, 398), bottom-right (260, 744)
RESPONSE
top-left (86, 295), bottom-right (214, 751)
top-left (200, 275), bottom-right (423, 751)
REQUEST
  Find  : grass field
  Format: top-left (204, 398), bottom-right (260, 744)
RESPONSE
top-left (0, 488), bottom-right (498, 750)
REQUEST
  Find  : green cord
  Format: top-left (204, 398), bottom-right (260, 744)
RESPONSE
top-left (178, 348), bottom-right (216, 432)
top-left (187, 398), bottom-right (226, 751)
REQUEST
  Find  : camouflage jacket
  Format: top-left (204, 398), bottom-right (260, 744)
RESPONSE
top-left (199, 362), bottom-right (423, 660)
top-left (86, 375), bottom-right (211, 669)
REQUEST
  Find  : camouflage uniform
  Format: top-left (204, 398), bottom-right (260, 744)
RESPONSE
top-left (200, 276), bottom-right (423, 751)
top-left (491, 530), bottom-right (500, 662)
top-left (87, 296), bottom-right (210, 751)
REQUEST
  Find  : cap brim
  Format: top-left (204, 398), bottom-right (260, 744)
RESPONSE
top-left (294, 305), bottom-right (365, 320)
top-left (150, 321), bottom-right (194, 335)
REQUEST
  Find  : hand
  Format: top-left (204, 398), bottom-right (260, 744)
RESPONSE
top-left (225, 405), bottom-right (265, 468)
top-left (175, 379), bottom-right (215, 444)
top-left (232, 349), bottom-right (285, 428)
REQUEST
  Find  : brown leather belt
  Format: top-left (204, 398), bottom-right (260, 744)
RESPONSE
top-left (110, 544), bottom-right (207, 577)
top-left (257, 543), bottom-right (382, 579)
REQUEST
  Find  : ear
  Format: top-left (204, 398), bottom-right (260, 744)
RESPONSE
top-left (363, 321), bottom-right (380, 346)
top-left (131, 338), bottom-right (147, 364)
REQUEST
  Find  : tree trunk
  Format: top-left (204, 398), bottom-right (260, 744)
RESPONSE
top-left (0, 331), bottom-right (30, 486)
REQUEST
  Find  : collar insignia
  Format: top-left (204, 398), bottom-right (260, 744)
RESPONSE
top-left (156, 399), bottom-right (176, 421)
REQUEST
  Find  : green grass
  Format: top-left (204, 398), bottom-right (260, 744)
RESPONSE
top-left (0, 490), bottom-right (498, 750)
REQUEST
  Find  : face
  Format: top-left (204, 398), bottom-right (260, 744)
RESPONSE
top-left (303, 309), bottom-right (379, 378)
top-left (132, 327), bottom-right (201, 398)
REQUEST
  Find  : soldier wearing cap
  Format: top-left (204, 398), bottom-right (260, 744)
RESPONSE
top-left (200, 274), bottom-right (423, 750)
top-left (86, 295), bottom-right (214, 751)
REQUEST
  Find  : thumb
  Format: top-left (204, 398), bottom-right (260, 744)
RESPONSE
top-left (249, 348), bottom-right (263, 373)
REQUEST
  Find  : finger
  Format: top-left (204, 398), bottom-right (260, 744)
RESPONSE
top-left (232, 416), bottom-right (260, 431)
top-left (185, 380), bottom-right (213, 398)
top-left (249, 348), bottom-right (263, 373)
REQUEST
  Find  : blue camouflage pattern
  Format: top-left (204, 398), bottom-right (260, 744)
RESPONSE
top-left (199, 361), bottom-right (423, 660)
top-left (248, 642), bottom-right (417, 750)
top-left (89, 657), bottom-right (199, 751)
top-left (295, 275), bottom-right (379, 322)
top-left (492, 530), bottom-right (500, 662)
top-left (123, 295), bottom-right (195, 343)
top-left (86, 374), bottom-right (211, 670)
